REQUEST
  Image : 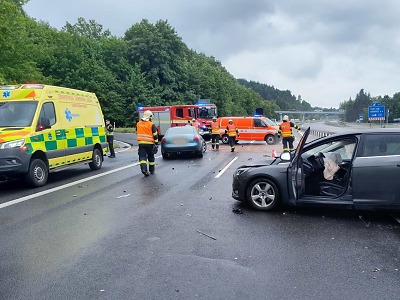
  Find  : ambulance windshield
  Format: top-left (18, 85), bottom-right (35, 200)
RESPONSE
top-left (0, 101), bottom-right (38, 127)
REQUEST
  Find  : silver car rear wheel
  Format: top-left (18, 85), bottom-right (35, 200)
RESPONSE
top-left (247, 178), bottom-right (280, 211)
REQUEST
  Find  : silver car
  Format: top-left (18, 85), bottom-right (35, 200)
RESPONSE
top-left (161, 126), bottom-right (207, 159)
top-left (232, 127), bottom-right (400, 211)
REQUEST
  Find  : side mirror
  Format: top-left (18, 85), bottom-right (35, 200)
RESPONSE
top-left (280, 152), bottom-right (291, 161)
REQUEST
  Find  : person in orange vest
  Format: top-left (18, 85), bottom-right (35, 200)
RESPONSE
top-left (136, 110), bottom-right (159, 176)
top-left (210, 116), bottom-right (220, 150)
top-left (191, 118), bottom-right (199, 131)
top-left (225, 119), bottom-right (239, 152)
top-left (278, 115), bottom-right (301, 152)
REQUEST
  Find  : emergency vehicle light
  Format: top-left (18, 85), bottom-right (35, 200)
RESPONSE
top-left (0, 85), bottom-right (20, 90)
top-left (22, 84), bottom-right (44, 89)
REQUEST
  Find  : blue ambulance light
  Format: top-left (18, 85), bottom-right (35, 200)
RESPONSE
top-left (254, 114), bottom-right (262, 117)
top-left (137, 106), bottom-right (144, 110)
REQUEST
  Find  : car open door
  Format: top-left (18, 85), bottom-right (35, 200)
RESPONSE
top-left (287, 127), bottom-right (310, 202)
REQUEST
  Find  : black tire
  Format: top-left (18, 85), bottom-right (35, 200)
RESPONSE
top-left (246, 178), bottom-right (280, 211)
top-left (89, 148), bottom-right (102, 170)
top-left (162, 152), bottom-right (168, 159)
top-left (25, 158), bottom-right (48, 187)
top-left (221, 134), bottom-right (229, 144)
top-left (196, 151), bottom-right (203, 158)
top-left (265, 135), bottom-right (275, 145)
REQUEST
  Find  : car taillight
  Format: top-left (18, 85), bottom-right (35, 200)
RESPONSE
top-left (193, 136), bottom-right (199, 141)
top-left (161, 137), bottom-right (166, 143)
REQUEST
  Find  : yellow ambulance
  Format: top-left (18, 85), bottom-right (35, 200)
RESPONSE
top-left (0, 84), bottom-right (108, 187)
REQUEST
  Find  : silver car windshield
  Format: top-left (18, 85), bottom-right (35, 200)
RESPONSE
top-left (0, 101), bottom-right (38, 127)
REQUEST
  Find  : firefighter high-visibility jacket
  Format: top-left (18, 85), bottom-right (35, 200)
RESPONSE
top-left (136, 120), bottom-right (159, 144)
top-left (191, 121), bottom-right (199, 131)
top-left (225, 124), bottom-right (239, 137)
top-left (278, 120), bottom-right (300, 138)
top-left (211, 121), bottom-right (220, 134)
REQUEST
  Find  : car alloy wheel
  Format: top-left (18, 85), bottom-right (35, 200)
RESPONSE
top-left (247, 178), bottom-right (280, 211)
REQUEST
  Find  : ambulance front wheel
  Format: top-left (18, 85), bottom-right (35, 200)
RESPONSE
top-left (25, 158), bottom-right (48, 187)
top-left (221, 134), bottom-right (229, 144)
top-left (265, 135), bottom-right (275, 145)
top-left (89, 148), bottom-right (103, 170)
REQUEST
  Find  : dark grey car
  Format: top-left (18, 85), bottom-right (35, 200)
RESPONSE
top-left (232, 127), bottom-right (400, 211)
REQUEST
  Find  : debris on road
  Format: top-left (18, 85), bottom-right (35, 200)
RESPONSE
top-left (116, 193), bottom-right (131, 199)
top-left (232, 208), bottom-right (243, 214)
top-left (196, 230), bottom-right (216, 240)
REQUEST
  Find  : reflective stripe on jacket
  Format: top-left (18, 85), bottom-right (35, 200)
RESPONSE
top-left (136, 121), bottom-right (156, 144)
top-left (211, 121), bottom-right (220, 134)
top-left (226, 124), bottom-right (238, 137)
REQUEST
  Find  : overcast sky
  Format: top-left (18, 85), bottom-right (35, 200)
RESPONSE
top-left (24, 0), bottom-right (400, 108)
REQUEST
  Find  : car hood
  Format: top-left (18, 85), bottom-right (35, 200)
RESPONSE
top-left (0, 127), bottom-right (31, 143)
top-left (238, 157), bottom-right (279, 168)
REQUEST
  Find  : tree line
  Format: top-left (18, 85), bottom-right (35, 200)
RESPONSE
top-left (1, 0), bottom-right (398, 126)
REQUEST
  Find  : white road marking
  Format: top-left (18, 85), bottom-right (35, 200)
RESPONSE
top-left (393, 215), bottom-right (400, 224)
top-left (0, 158), bottom-right (160, 209)
top-left (215, 157), bottom-right (238, 179)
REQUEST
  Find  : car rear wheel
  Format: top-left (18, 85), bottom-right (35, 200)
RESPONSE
top-left (202, 141), bottom-right (207, 153)
top-left (265, 135), bottom-right (275, 145)
top-left (162, 152), bottom-right (169, 159)
top-left (221, 134), bottom-right (229, 144)
top-left (25, 158), bottom-right (48, 187)
top-left (89, 148), bottom-right (102, 170)
top-left (246, 178), bottom-right (280, 211)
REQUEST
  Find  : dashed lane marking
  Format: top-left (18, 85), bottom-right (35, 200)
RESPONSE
top-left (0, 155), bottom-right (161, 210)
top-left (215, 157), bottom-right (238, 179)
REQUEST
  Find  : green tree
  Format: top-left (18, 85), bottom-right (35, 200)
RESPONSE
top-left (0, 0), bottom-right (43, 83)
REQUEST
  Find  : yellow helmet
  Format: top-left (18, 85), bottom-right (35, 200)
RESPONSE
top-left (142, 110), bottom-right (153, 121)
top-left (228, 119), bottom-right (233, 123)
top-left (283, 115), bottom-right (289, 121)
top-left (192, 118), bottom-right (196, 122)
top-left (212, 117), bottom-right (217, 121)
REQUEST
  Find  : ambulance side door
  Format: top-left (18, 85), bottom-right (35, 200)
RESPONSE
top-left (252, 118), bottom-right (267, 141)
top-left (37, 102), bottom-right (66, 168)
top-left (237, 118), bottom-right (252, 141)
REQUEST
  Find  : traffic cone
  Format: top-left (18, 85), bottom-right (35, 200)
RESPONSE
top-left (272, 149), bottom-right (277, 158)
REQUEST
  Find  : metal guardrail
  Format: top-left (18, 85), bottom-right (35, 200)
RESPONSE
top-left (309, 130), bottom-right (335, 138)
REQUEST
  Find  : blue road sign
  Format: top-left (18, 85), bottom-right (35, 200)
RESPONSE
top-left (368, 104), bottom-right (385, 120)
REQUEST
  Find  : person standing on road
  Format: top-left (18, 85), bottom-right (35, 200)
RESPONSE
top-left (106, 119), bottom-right (116, 158)
top-left (278, 115), bottom-right (301, 152)
top-left (136, 110), bottom-right (159, 176)
top-left (211, 117), bottom-right (220, 150)
top-left (191, 118), bottom-right (199, 132)
top-left (225, 119), bottom-right (239, 152)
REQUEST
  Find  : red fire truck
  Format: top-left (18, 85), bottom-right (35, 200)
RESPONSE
top-left (138, 100), bottom-right (217, 138)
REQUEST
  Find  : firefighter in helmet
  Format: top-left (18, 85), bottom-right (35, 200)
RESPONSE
top-left (191, 118), bottom-right (199, 131)
top-left (211, 116), bottom-right (220, 150)
top-left (278, 115), bottom-right (301, 152)
top-left (136, 110), bottom-right (159, 176)
top-left (225, 119), bottom-right (239, 152)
